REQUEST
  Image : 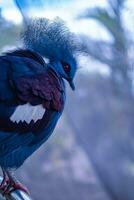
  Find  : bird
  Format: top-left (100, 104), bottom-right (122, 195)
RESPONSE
top-left (0, 17), bottom-right (79, 196)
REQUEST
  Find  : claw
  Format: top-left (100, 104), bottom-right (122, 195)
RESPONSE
top-left (8, 182), bottom-right (30, 195)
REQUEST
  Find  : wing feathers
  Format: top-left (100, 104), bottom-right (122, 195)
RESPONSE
top-left (10, 103), bottom-right (45, 124)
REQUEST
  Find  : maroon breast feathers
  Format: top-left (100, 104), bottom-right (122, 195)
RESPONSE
top-left (15, 69), bottom-right (65, 112)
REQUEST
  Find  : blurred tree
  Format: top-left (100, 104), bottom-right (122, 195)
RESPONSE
top-left (79, 0), bottom-right (132, 97)
top-left (64, 1), bottom-right (134, 200)
top-left (66, 71), bottom-right (134, 200)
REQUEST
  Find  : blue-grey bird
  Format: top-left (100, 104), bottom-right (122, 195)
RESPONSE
top-left (0, 18), bottom-right (79, 195)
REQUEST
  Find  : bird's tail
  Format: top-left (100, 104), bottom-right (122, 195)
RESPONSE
top-left (21, 17), bottom-right (80, 61)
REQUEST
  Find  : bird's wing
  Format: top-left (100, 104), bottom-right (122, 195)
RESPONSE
top-left (0, 49), bottom-right (65, 135)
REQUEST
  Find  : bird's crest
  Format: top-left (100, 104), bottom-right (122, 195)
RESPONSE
top-left (22, 18), bottom-right (80, 62)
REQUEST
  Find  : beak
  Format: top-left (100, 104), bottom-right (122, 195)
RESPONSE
top-left (69, 80), bottom-right (75, 91)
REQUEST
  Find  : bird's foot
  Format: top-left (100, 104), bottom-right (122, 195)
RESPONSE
top-left (0, 176), bottom-right (9, 190)
top-left (7, 182), bottom-right (29, 195)
top-left (2, 181), bottom-right (30, 196)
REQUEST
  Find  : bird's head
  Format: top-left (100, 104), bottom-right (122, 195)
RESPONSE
top-left (22, 18), bottom-right (80, 90)
top-left (49, 56), bottom-right (77, 90)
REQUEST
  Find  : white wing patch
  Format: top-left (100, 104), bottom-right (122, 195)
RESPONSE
top-left (10, 103), bottom-right (45, 124)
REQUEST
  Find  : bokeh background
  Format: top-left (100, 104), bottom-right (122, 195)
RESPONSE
top-left (0, 0), bottom-right (134, 200)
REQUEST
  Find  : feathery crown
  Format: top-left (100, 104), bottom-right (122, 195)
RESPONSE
top-left (22, 17), bottom-right (80, 62)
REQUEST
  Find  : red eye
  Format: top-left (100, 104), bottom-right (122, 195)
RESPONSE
top-left (61, 61), bottom-right (70, 74)
top-left (64, 65), bottom-right (70, 73)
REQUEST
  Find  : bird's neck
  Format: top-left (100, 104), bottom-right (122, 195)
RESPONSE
top-left (48, 65), bottom-right (65, 91)
top-left (48, 64), bottom-right (63, 80)
top-left (47, 64), bottom-right (66, 95)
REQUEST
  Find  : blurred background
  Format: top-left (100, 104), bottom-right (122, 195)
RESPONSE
top-left (0, 0), bottom-right (134, 199)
